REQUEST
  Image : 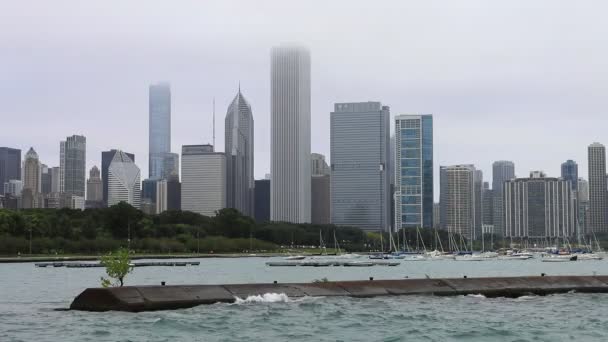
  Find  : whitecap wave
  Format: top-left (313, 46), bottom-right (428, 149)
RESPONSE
top-left (466, 294), bottom-right (486, 299)
top-left (234, 293), bottom-right (291, 304)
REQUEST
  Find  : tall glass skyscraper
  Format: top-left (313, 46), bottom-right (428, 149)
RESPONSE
top-left (225, 88), bottom-right (254, 217)
top-left (331, 102), bottom-right (390, 231)
top-left (394, 115), bottom-right (433, 229)
top-left (560, 159), bottom-right (578, 191)
top-left (588, 143), bottom-right (606, 233)
top-left (60, 135), bottom-right (86, 197)
top-left (0, 147), bottom-right (21, 195)
top-left (149, 82), bottom-right (171, 180)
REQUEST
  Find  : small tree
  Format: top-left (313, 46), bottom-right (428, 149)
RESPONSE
top-left (100, 248), bottom-right (133, 287)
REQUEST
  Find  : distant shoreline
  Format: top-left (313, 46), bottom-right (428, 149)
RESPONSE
top-left (0, 253), bottom-right (294, 263)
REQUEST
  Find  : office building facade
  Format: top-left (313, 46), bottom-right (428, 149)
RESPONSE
top-left (86, 166), bottom-right (103, 202)
top-left (149, 82), bottom-right (172, 180)
top-left (107, 151), bottom-right (141, 208)
top-left (60, 135), bottom-right (86, 197)
top-left (492, 160), bottom-right (515, 236)
top-left (254, 179), bottom-right (270, 223)
top-left (561, 160), bottom-right (578, 191)
top-left (270, 45), bottom-right (311, 223)
top-left (102, 150), bottom-right (135, 206)
top-left (225, 88), bottom-right (254, 217)
top-left (331, 102), bottom-right (390, 231)
top-left (0, 147), bottom-right (21, 195)
top-left (394, 115), bottom-right (433, 230)
top-left (588, 143), bottom-right (607, 233)
top-left (504, 171), bottom-right (576, 238)
top-left (181, 145), bottom-right (226, 216)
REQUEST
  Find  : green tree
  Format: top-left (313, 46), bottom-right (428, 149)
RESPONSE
top-left (100, 248), bottom-right (133, 287)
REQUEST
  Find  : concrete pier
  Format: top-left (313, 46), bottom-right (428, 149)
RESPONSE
top-left (69, 275), bottom-right (608, 312)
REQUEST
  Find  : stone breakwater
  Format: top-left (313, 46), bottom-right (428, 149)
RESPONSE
top-left (70, 275), bottom-right (608, 312)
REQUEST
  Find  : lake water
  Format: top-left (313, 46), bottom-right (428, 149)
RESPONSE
top-left (1, 257), bottom-right (608, 341)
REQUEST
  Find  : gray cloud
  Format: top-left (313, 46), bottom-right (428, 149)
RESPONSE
top-left (2, 0), bottom-right (607, 200)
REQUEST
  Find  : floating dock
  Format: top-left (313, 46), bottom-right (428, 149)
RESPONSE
top-left (69, 275), bottom-right (608, 312)
top-left (35, 261), bottom-right (200, 268)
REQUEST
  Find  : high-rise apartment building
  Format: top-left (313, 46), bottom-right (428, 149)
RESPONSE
top-left (225, 88), bottom-right (254, 217)
top-left (102, 150), bottom-right (135, 206)
top-left (504, 171), bottom-right (576, 238)
top-left (330, 102), bottom-right (390, 231)
top-left (149, 82), bottom-right (171, 180)
top-left (50, 167), bottom-right (60, 193)
top-left (181, 144), bottom-right (226, 216)
top-left (588, 143), bottom-right (606, 233)
top-left (107, 151), bottom-right (141, 208)
top-left (60, 135), bottom-right (86, 197)
top-left (561, 160), bottom-right (578, 191)
top-left (270, 45), bottom-right (311, 223)
top-left (394, 115), bottom-right (433, 230)
top-left (440, 165), bottom-right (477, 245)
top-left (492, 160), bottom-right (515, 236)
top-left (481, 182), bottom-right (494, 233)
top-left (0, 147), bottom-right (21, 195)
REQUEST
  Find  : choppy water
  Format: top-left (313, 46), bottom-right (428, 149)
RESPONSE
top-left (1, 257), bottom-right (608, 341)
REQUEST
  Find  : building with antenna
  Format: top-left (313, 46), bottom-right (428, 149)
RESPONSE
top-left (225, 87), bottom-right (254, 217)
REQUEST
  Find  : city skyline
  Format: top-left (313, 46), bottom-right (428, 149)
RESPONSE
top-left (4, 1), bottom-right (607, 202)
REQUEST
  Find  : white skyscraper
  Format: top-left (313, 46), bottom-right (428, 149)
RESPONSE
top-left (107, 151), bottom-right (141, 208)
top-left (270, 45), bottom-right (311, 223)
top-left (181, 145), bottom-right (226, 216)
top-left (225, 88), bottom-right (254, 217)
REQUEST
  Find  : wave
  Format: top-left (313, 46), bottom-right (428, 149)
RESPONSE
top-left (465, 294), bottom-right (486, 299)
top-left (234, 293), bottom-right (291, 304)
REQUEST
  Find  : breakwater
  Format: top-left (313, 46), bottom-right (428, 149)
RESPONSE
top-left (69, 275), bottom-right (608, 312)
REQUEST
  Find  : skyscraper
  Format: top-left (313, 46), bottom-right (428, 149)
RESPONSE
top-left (492, 160), bottom-right (515, 236)
top-left (41, 164), bottom-right (51, 194)
top-left (481, 182), bottom-right (494, 233)
top-left (394, 114), bottom-right (433, 230)
top-left (504, 171), bottom-right (576, 239)
top-left (60, 135), bottom-right (86, 197)
top-left (561, 160), bottom-right (578, 191)
top-left (254, 178), bottom-right (271, 223)
top-left (166, 174), bottom-right (181, 211)
top-left (149, 82), bottom-right (172, 180)
top-left (107, 151), bottom-right (141, 208)
top-left (0, 147), bottom-right (21, 195)
top-left (22, 147), bottom-right (42, 208)
top-left (161, 153), bottom-right (179, 180)
top-left (440, 165), bottom-right (477, 245)
top-left (102, 150), bottom-right (135, 206)
top-left (86, 166), bottom-right (103, 202)
top-left (330, 102), bottom-right (390, 231)
top-left (271, 45), bottom-right (311, 223)
top-left (311, 153), bottom-right (330, 225)
top-left (588, 143), bottom-right (606, 233)
top-left (225, 88), bottom-right (254, 217)
top-left (181, 144), bottom-right (226, 216)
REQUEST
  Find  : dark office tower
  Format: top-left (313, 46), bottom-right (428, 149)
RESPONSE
top-left (141, 178), bottom-right (158, 214)
top-left (225, 88), bottom-right (254, 217)
top-left (311, 153), bottom-right (330, 224)
top-left (60, 135), bottom-right (86, 197)
top-left (492, 160), bottom-right (515, 236)
top-left (560, 160), bottom-right (578, 191)
top-left (588, 143), bottom-right (607, 233)
top-left (473, 170), bottom-right (483, 240)
top-left (254, 179), bottom-right (270, 223)
top-left (166, 174), bottom-right (181, 211)
top-left (41, 164), bottom-right (52, 194)
top-left (0, 147), bottom-right (21, 195)
top-left (101, 149), bottom-right (135, 206)
top-left (149, 82), bottom-right (171, 180)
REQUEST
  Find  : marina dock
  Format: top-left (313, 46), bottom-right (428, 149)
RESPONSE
top-left (70, 275), bottom-right (608, 312)
top-left (35, 261), bottom-right (200, 268)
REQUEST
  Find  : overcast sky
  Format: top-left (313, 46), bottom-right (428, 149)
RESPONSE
top-left (2, 0), bottom-right (607, 199)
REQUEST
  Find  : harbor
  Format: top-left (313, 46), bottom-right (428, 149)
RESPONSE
top-left (34, 261), bottom-right (200, 268)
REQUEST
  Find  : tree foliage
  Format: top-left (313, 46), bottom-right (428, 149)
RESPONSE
top-left (100, 248), bottom-right (133, 287)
